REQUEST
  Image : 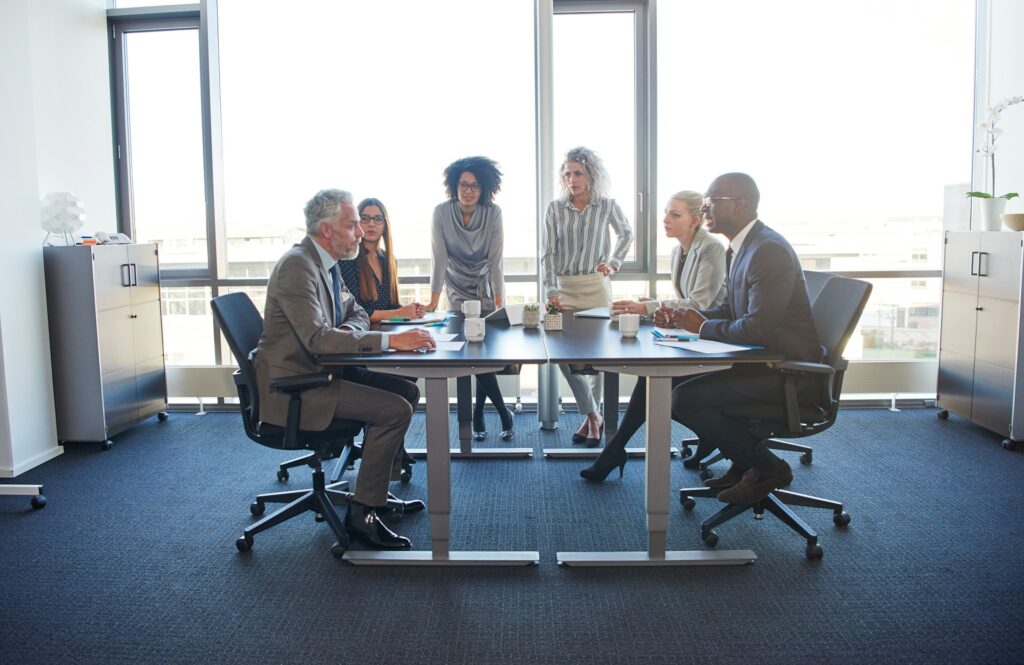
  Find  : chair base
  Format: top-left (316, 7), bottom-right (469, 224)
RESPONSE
top-left (680, 437), bottom-right (815, 480)
top-left (679, 485), bottom-right (849, 559)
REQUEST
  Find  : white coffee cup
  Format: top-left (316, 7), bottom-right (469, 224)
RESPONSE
top-left (464, 317), bottom-right (486, 342)
top-left (618, 312), bottom-right (640, 338)
top-left (462, 300), bottom-right (482, 317)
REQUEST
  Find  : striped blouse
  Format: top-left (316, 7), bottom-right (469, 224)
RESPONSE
top-left (541, 197), bottom-right (633, 298)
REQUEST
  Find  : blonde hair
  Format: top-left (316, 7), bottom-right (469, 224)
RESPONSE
top-left (558, 146), bottom-right (610, 201)
top-left (669, 190), bottom-right (704, 222)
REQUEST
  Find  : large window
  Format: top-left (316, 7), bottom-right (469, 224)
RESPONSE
top-left (216, 0), bottom-right (537, 305)
top-left (656, 0), bottom-right (974, 361)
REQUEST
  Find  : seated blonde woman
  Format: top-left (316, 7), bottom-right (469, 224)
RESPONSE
top-left (580, 190), bottom-right (727, 481)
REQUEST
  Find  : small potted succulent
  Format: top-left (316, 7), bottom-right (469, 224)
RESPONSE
top-left (523, 303), bottom-right (540, 328)
top-left (542, 300), bottom-right (563, 331)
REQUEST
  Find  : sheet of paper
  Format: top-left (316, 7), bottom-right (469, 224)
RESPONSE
top-left (652, 326), bottom-right (699, 340)
top-left (435, 341), bottom-right (465, 351)
top-left (654, 339), bottom-right (755, 354)
top-left (429, 333), bottom-right (457, 342)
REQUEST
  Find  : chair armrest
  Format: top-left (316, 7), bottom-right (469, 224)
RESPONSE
top-left (773, 360), bottom-right (835, 376)
top-left (270, 372), bottom-right (333, 394)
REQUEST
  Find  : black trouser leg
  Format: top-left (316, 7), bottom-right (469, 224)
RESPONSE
top-left (474, 372), bottom-right (512, 430)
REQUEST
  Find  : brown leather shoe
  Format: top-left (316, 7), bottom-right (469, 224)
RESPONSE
top-left (716, 461), bottom-right (793, 505)
top-left (703, 464), bottom-right (746, 488)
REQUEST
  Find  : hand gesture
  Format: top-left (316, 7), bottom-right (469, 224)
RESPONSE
top-left (390, 329), bottom-right (436, 352)
top-left (655, 306), bottom-right (705, 333)
top-left (611, 299), bottom-right (644, 317)
top-left (596, 262), bottom-right (616, 277)
top-left (398, 302), bottom-right (426, 319)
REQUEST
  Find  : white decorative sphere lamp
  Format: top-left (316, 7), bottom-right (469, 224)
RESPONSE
top-left (40, 192), bottom-right (86, 245)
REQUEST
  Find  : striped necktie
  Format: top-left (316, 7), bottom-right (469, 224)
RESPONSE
top-left (329, 264), bottom-right (343, 325)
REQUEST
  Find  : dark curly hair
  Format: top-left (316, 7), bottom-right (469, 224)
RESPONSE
top-left (443, 156), bottom-right (503, 205)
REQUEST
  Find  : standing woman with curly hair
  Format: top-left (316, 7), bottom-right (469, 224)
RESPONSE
top-left (542, 146), bottom-right (634, 447)
top-left (428, 156), bottom-right (515, 440)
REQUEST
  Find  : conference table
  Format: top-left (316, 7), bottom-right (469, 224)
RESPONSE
top-left (545, 314), bottom-right (781, 566)
top-left (317, 316), bottom-right (547, 566)
top-left (317, 313), bottom-right (781, 567)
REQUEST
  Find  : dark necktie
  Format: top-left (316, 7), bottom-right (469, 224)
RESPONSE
top-left (329, 264), bottom-right (343, 325)
top-left (726, 247), bottom-right (734, 276)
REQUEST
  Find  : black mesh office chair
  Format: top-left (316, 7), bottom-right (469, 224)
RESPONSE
top-left (212, 292), bottom-right (405, 557)
top-left (681, 270), bottom-right (836, 471)
top-left (679, 274), bottom-right (872, 559)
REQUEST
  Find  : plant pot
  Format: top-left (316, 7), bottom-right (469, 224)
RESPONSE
top-left (523, 309), bottom-right (540, 328)
top-left (542, 312), bottom-right (563, 331)
top-left (979, 198), bottom-right (1007, 231)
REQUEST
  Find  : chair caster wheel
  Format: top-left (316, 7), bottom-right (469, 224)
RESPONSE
top-left (158, 411), bottom-right (169, 422)
top-left (276, 468), bottom-right (289, 482)
top-left (401, 465), bottom-right (413, 483)
top-left (31, 495), bottom-right (47, 509)
top-left (682, 497), bottom-right (696, 511)
top-left (99, 440), bottom-right (113, 451)
top-left (699, 469), bottom-right (713, 481)
top-left (833, 511), bottom-right (851, 526)
top-left (805, 543), bottom-right (824, 559)
top-left (236, 535), bottom-right (253, 552)
top-left (249, 501), bottom-right (265, 516)
top-left (1002, 439), bottom-right (1019, 451)
top-left (702, 531), bottom-right (719, 547)
top-left (937, 409), bottom-right (949, 420)
top-left (799, 452), bottom-right (812, 465)
top-left (314, 513), bottom-right (325, 522)
top-left (331, 542), bottom-right (347, 558)
top-left (681, 445), bottom-right (692, 458)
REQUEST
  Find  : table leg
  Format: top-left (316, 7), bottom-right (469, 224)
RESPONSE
top-left (603, 371), bottom-right (619, 442)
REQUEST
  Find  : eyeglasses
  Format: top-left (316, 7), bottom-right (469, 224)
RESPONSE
top-left (701, 196), bottom-right (743, 207)
top-left (359, 214), bottom-right (386, 225)
top-left (457, 181), bottom-right (481, 192)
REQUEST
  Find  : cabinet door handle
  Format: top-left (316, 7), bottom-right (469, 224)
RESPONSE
top-left (970, 251), bottom-right (979, 276)
top-left (121, 263), bottom-right (131, 286)
top-left (129, 263), bottom-right (138, 286)
top-left (976, 306), bottom-right (984, 311)
top-left (130, 314), bottom-right (138, 319)
top-left (978, 251), bottom-right (989, 277)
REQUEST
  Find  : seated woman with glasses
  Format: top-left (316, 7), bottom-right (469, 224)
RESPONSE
top-left (337, 198), bottom-right (427, 323)
top-left (542, 146), bottom-right (633, 448)
top-left (579, 190), bottom-right (727, 481)
top-left (426, 156), bottom-right (515, 441)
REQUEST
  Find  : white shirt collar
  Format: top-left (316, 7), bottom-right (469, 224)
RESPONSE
top-left (310, 236), bottom-right (336, 274)
top-left (729, 218), bottom-right (759, 255)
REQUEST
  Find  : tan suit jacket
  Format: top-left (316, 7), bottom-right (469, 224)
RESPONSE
top-left (254, 236), bottom-right (384, 430)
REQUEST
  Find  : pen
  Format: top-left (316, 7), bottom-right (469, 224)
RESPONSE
top-left (386, 317), bottom-right (411, 322)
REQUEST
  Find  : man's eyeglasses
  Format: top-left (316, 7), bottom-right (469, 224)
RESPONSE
top-left (457, 181), bottom-right (481, 192)
top-left (702, 196), bottom-right (743, 208)
top-left (359, 214), bottom-right (386, 225)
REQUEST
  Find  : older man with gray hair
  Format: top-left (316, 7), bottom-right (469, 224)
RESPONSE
top-left (254, 189), bottom-right (434, 550)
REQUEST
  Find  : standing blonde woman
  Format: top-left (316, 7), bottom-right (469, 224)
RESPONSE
top-left (541, 146), bottom-right (633, 447)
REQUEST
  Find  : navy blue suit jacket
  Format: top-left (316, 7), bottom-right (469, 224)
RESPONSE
top-left (699, 220), bottom-right (822, 362)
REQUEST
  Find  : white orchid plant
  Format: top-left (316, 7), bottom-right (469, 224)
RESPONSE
top-left (967, 95), bottom-right (1023, 200)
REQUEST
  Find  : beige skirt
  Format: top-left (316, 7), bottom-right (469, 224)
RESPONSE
top-left (557, 272), bottom-right (612, 310)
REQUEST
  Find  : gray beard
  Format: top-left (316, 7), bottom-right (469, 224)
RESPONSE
top-left (341, 245), bottom-right (360, 260)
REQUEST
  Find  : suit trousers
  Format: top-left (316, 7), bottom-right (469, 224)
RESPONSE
top-left (670, 366), bottom-right (812, 473)
top-left (333, 366), bottom-right (419, 506)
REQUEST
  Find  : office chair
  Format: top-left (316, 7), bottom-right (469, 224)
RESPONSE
top-left (680, 270), bottom-right (836, 471)
top-left (211, 292), bottom-right (406, 557)
top-left (679, 274), bottom-right (872, 559)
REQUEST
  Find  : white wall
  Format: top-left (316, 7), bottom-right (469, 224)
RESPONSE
top-left (980, 0), bottom-right (1024, 213)
top-left (0, 0), bottom-right (116, 477)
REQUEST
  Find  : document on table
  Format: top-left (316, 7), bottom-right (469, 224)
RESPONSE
top-left (573, 306), bottom-right (611, 319)
top-left (411, 327), bottom-right (456, 341)
top-left (652, 327), bottom-right (699, 341)
top-left (435, 341), bottom-right (465, 351)
top-left (654, 339), bottom-right (756, 354)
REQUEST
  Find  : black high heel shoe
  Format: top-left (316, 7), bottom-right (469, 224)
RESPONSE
top-left (583, 422), bottom-right (605, 448)
top-left (579, 446), bottom-right (628, 482)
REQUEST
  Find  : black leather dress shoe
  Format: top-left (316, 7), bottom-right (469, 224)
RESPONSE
top-left (344, 502), bottom-right (412, 550)
top-left (386, 492), bottom-right (425, 514)
top-left (717, 461), bottom-right (793, 505)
